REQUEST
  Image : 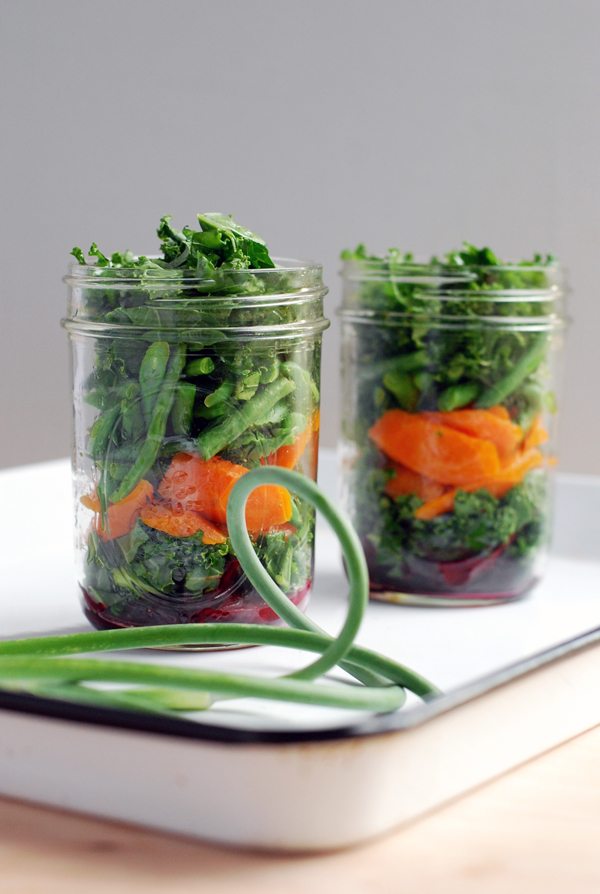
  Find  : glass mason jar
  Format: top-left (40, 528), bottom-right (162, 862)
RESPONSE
top-left (339, 257), bottom-right (568, 606)
top-left (63, 260), bottom-right (328, 632)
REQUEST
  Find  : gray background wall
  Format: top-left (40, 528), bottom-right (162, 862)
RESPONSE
top-left (1, 0), bottom-right (599, 472)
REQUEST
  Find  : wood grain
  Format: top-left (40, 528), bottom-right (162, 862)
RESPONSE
top-left (0, 723), bottom-right (599, 893)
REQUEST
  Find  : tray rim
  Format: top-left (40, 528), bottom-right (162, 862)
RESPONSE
top-left (1, 623), bottom-right (599, 746)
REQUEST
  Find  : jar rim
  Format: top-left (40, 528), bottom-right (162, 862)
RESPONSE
top-left (64, 256), bottom-right (322, 285)
top-left (339, 257), bottom-right (566, 290)
top-left (337, 307), bottom-right (570, 331)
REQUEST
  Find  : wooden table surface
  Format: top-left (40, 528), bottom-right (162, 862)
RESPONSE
top-left (0, 723), bottom-right (598, 893)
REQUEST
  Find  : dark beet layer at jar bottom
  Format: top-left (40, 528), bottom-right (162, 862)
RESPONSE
top-left (82, 571), bottom-right (311, 638)
top-left (362, 537), bottom-right (540, 604)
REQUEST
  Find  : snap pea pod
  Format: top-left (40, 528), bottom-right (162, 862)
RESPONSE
top-left (475, 332), bottom-right (549, 409)
top-left (196, 376), bottom-right (295, 460)
top-left (139, 341), bottom-right (170, 422)
top-left (171, 382), bottom-right (196, 436)
top-left (109, 344), bottom-right (187, 502)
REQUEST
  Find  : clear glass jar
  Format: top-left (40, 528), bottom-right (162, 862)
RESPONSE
top-left (63, 260), bottom-right (328, 632)
top-left (339, 257), bottom-right (568, 606)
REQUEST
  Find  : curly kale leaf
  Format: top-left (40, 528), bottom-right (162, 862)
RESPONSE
top-left (71, 212), bottom-right (275, 274)
top-left (364, 472), bottom-right (546, 569)
top-left (254, 507), bottom-right (314, 593)
top-left (87, 521), bottom-right (230, 602)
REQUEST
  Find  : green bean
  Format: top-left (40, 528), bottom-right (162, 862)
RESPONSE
top-left (363, 351), bottom-right (428, 380)
top-left (121, 385), bottom-right (145, 441)
top-left (196, 376), bottom-right (295, 460)
top-left (281, 361), bottom-right (319, 404)
top-left (195, 403), bottom-right (228, 420)
top-left (475, 333), bottom-right (549, 409)
top-left (232, 412), bottom-right (307, 461)
top-left (437, 381), bottom-right (481, 412)
top-left (109, 344), bottom-right (186, 502)
top-left (259, 357), bottom-right (280, 384)
top-left (171, 382), bottom-right (196, 436)
top-left (186, 356), bottom-right (215, 376)
top-left (89, 404), bottom-right (120, 460)
top-left (139, 341), bottom-right (170, 422)
top-left (383, 370), bottom-right (419, 411)
top-left (204, 380), bottom-right (234, 407)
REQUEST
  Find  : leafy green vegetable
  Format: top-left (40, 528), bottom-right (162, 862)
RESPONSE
top-left (340, 242), bottom-right (561, 597)
top-left (71, 214), bottom-right (324, 630)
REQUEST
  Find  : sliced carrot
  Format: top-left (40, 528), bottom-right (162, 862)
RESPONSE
top-left (486, 405), bottom-right (511, 421)
top-left (424, 408), bottom-right (522, 460)
top-left (413, 446), bottom-right (545, 519)
top-left (274, 410), bottom-right (320, 471)
top-left (275, 423), bottom-right (313, 470)
top-left (81, 479), bottom-right (153, 541)
top-left (415, 489), bottom-right (458, 520)
top-left (471, 448), bottom-right (544, 498)
top-left (523, 414), bottom-right (549, 451)
top-left (140, 501), bottom-right (227, 544)
top-left (158, 453), bottom-right (292, 532)
top-left (81, 493), bottom-right (101, 512)
top-left (384, 461), bottom-right (446, 502)
top-left (369, 409), bottom-right (500, 486)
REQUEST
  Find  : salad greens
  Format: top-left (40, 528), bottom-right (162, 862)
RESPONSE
top-left (340, 242), bottom-right (563, 600)
top-left (68, 214), bottom-right (324, 630)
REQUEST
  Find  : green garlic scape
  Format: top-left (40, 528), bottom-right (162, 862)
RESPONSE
top-left (0, 468), bottom-right (438, 715)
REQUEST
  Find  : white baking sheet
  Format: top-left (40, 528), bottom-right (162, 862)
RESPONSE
top-left (1, 452), bottom-right (599, 734)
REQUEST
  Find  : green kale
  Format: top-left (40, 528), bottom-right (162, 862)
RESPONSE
top-left (254, 506), bottom-right (314, 593)
top-left (72, 213), bottom-right (275, 274)
top-left (356, 462), bottom-right (547, 573)
top-left (340, 241), bottom-right (559, 422)
top-left (87, 521), bottom-right (230, 602)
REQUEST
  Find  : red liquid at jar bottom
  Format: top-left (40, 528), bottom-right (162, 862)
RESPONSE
top-left (81, 559), bottom-right (311, 647)
top-left (362, 538), bottom-right (540, 606)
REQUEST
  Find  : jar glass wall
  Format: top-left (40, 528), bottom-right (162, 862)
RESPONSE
top-left (63, 260), bottom-right (328, 633)
top-left (339, 258), bottom-right (568, 606)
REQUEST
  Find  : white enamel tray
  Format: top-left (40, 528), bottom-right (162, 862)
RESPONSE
top-left (0, 451), bottom-right (599, 851)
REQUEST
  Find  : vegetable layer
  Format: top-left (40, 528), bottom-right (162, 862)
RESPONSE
top-left (72, 214), bottom-right (323, 627)
top-left (340, 242), bottom-right (559, 597)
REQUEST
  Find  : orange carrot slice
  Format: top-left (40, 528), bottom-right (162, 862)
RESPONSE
top-left (415, 490), bottom-right (457, 520)
top-left (81, 479), bottom-right (153, 541)
top-left (274, 410), bottom-right (320, 470)
top-left (140, 501), bottom-right (227, 544)
top-left (486, 405), bottom-right (511, 421)
top-left (384, 462), bottom-right (446, 502)
top-left (413, 446), bottom-right (545, 518)
top-left (369, 409), bottom-right (500, 486)
top-left (523, 414), bottom-right (549, 451)
top-left (424, 408), bottom-right (522, 460)
top-left (472, 448), bottom-right (544, 498)
top-left (158, 453), bottom-right (292, 532)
